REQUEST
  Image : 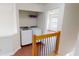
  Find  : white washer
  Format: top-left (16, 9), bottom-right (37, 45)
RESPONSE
top-left (21, 29), bottom-right (32, 45)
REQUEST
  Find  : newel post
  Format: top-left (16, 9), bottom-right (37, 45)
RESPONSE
top-left (54, 31), bottom-right (60, 55)
top-left (32, 35), bottom-right (37, 56)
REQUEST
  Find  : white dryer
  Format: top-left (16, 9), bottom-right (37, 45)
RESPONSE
top-left (30, 28), bottom-right (42, 35)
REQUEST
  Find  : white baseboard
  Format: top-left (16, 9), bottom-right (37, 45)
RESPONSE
top-left (9, 46), bottom-right (21, 56)
top-left (0, 46), bottom-right (21, 56)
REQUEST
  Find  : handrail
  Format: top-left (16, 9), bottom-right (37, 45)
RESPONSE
top-left (32, 31), bottom-right (60, 56)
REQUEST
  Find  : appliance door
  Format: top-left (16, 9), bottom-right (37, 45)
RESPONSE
top-left (21, 30), bottom-right (32, 45)
top-left (33, 29), bottom-right (42, 35)
top-left (30, 28), bottom-right (42, 35)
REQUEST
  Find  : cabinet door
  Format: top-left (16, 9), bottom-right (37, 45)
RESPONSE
top-left (21, 30), bottom-right (32, 45)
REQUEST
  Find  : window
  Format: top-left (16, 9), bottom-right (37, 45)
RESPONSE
top-left (47, 9), bottom-right (60, 32)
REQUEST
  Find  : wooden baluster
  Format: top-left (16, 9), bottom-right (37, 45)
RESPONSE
top-left (41, 39), bottom-right (44, 56)
top-left (37, 40), bottom-right (38, 56)
top-left (50, 36), bottom-right (54, 53)
top-left (41, 39), bottom-right (42, 56)
top-left (32, 35), bottom-right (37, 56)
top-left (41, 39), bottom-right (43, 56)
top-left (37, 40), bottom-right (40, 56)
top-left (52, 36), bottom-right (55, 54)
top-left (48, 37), bottom-right (51, 55)
top-left (45, 38), bottom-right (47, 56)
top-left (39, 40), bottom-right (41, 56)
top-left (52, 36), bottom-right (54, 52)
top-left (47, 37), bottom-right (49, 56)
top-left (52, 37), bottom-right (54, 53)
top-left (49, 37), bottom-right (51, 55)
top-left (46, 38), bottom-right (48, 56)
top-left (54, 32), bottom-right (60, 55)
top-left (54, 36), bottom-right (56, 51)
top-left (43, 38), bottom-right (44, 56)
top-left (42, 38), bottom-right (45, 56)
top-left (43, 38), bottom-right (46, 56)
top-left (43, 38), bottom-right (45, 56)
top-left (40, 39), bottom-right (42, 56)
top-left (49, 37), bottom-right (51, 56)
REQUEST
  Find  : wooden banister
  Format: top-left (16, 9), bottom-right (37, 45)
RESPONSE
top-left (32, 31), bottom-right (60, 56)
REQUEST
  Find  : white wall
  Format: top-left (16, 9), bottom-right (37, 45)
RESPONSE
top-left (0, 3), bottom-right (20, 55)
top-left (0, 3), bottom-right (17, 37)
top-left (44, 3), bottom-right (64, 11)
top-left (71, 4), bottom-right (79, 56)
top-left (37, 12), bottom-right (45, 33)
top-left (60, 3), bottom-right (79, 55)
top-left (45, 3), bottom-right (65, 31)
top-left (16, 3), bottom-right (44, 12)
top-left (37, 3), bottom-right (65, 33)
top-left (0, 33), bottom-right (20, 55)
top-left (74, 32), bottom-right (79, 56)
top-left (19, 10), bottom-right (38, 27)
